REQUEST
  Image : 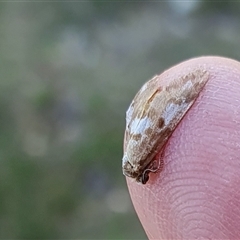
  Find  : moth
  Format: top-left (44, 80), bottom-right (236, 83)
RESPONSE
top-left (122, 68), bottom-right (209, 184)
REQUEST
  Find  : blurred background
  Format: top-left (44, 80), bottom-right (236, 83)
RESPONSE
top-left (1, 1), bottom-right (240, 239)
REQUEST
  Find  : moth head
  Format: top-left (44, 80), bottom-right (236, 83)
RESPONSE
top-left (122, 154), bottom-right (149, 184)
top-left (122, 155), bottom-right (139, 179)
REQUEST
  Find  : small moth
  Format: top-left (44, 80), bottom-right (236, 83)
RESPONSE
top-left (122, 68), bottom-right (209, 184)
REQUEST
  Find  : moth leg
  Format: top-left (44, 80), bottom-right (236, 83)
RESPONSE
top-left (141, 150), bottom-right (165, 184)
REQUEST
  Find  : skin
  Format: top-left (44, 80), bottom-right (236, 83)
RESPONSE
top-left (126, 56), bottom-right (240, 239)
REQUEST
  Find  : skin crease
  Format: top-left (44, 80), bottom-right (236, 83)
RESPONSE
top-left (126, 56), bottom-right (240, 239)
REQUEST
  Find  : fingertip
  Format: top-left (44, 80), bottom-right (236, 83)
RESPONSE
top-left (126, 56), bottom-right (240, 239)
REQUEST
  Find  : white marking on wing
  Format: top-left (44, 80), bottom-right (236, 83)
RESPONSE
top-left (130, 116), bottom-right (152, 135)
top-left (126, 104), bottom-right (134, 126)
top-left (162, 102), bottom-right (187, 125)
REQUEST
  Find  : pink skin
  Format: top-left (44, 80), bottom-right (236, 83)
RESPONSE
top-left (126, 56), bottom-right (240, 239)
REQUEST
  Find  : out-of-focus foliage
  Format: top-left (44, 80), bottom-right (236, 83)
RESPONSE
top-left (0, 1), bottom-right (240, 239)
